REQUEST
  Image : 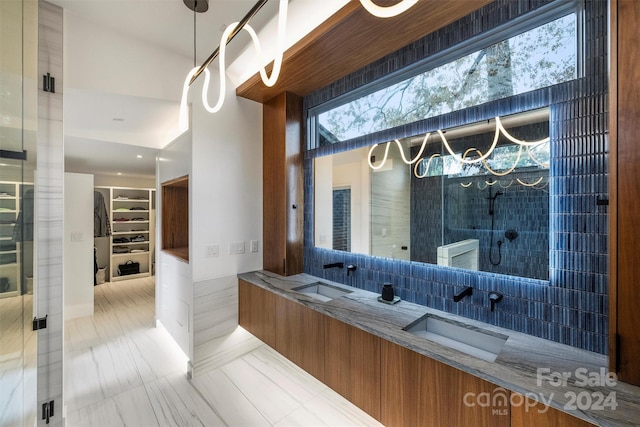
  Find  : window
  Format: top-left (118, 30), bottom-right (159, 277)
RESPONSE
top-left (311, 9), bottom-right (577, 145)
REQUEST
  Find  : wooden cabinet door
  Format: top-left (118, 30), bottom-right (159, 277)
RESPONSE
top-left (275, 296), bottom-right (325, 381)
top-left (325, 317), bottom-right (381, 421)
top-left (510, 393), bottom-right (595, 426)
top-left (381, 340), bottom-right (510, 427)
top-left (238, 279), bottom-right (276, 348)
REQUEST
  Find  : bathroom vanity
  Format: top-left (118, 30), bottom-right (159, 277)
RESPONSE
top-left (238, 270), bottom-right (639, 427)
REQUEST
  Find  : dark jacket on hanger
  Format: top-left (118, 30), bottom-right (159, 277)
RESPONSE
top-left (94, 191), bottom-right (111, 237)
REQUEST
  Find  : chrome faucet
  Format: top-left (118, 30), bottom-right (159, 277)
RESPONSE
top-left (453, 286), bottom-right (473, 302)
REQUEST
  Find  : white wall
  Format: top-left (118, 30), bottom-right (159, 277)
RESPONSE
top-left (314, 156), bottom-right (333, 249)
top-left (186, 75), bottom-right (264, 377)
top-left (370, 148), bottom-right (411, 260)
top-left (93, 174), bottom-right (155, 189)
top-left (157, 129), bottom-right (192, 358)
top-left (64, 173), bottom-right (94, 320)
top-left (156, 75), bottom-right (264, 376)
top-left (315, 147), bottom-right (371, 254)
top-left (333, 148), bottom-right (371, 254)
top-left (190, 77), bottom-right (263, 282)
top-left (63, 9), bottom-right (190, 102)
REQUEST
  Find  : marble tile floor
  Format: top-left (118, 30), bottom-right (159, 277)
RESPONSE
top-left (0, 292), bottom-right (37, 427)
top-left (65, 277), bottom-right (382, 427)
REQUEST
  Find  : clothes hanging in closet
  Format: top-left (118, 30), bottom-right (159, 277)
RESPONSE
top-left (13, 188), bottom-right (34, 242)
top-left (94, 191), bottom-right (111, 237)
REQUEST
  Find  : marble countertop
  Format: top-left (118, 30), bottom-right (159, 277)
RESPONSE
top-left (238, 270), bottom-right (640, 427)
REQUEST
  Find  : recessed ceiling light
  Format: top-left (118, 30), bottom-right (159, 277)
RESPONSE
top-left (117, 172), bottom-right (122, 176)
top-left (137, 155), bottom-right (143, 159)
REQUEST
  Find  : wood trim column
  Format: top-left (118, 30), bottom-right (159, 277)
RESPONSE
top-left (609, 0), bottom-right (640, 386)
top-left (263, 92), bottom-right (303, 276)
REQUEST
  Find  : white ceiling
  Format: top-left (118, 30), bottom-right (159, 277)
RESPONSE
top-left (51, 0), bottom-right (280, 61)
top-left (64, 136), bottom-right (159, 179)
top-left (51, 0), bottom-right (281, 181)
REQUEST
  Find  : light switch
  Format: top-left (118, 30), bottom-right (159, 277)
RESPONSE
top-left (250, 240), bottom-right (259, 252)
top-left (70, 232), bottom-right (83, 242)
top-left (206, 244), bottom-right (219, 257)
top-left (229, 241), bottom-right (245, 254)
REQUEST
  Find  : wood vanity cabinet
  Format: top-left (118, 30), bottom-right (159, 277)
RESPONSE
top-left (380, 340), bottom-right (510, 427)
top-left (262, 92), bottom-right (304, 277)
top-left (275, 296), bottom-right (325, 381)
top-left (510, 393), bottom-right (595, 426)
top-left (324, 317), bottom-right (382, 421)
top-left (238, 279), bottom-right (276, 348)
top-left (238, 280), bottom-right (596, 426)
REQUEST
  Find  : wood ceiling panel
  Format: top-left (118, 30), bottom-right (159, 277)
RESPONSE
top-left (236, 0), bottom-right (493, 103)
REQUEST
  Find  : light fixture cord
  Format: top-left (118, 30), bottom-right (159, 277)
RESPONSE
top-left (193, 1), bottom-right (197, 67)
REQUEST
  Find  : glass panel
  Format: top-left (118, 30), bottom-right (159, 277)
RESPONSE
top-left (317, 14), bottom-right (575, 143)
top-left (0, 1), bottom-right (37, 425)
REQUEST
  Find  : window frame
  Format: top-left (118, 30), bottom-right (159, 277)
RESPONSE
top-left (307, 0), bottom-right (582, 150)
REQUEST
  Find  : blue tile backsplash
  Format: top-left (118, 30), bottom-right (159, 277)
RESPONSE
top-left (302, 0), bottom-right (609, 354)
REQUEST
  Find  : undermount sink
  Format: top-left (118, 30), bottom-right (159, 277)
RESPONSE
top-left (292, 282), bottom-right (353, 302)
top-left (403, 314), bottom-right (508, 362)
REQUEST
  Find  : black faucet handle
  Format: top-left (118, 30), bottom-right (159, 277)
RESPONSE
top-left (346, 264), bottom-right (357, 276)
top-left (489, 291), bottom-right (503, 312)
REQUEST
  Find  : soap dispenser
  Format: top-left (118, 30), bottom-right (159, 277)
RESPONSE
top-left (381, 283), bottom-right (395, 301)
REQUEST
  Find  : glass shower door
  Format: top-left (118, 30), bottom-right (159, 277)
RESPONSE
top-left (0, 0), bottom-right (38, 425)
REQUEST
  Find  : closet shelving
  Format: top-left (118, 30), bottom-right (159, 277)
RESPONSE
top-left (0, 181), bottom-right (20, 298)
top-left (96, 186), bottom-right (155, 283)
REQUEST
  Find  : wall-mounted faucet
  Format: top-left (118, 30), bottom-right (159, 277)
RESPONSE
top-left (453, 286), bottom-right (473, 302)
top-left (323, 262), bottom-right (344, 269)
top-left (346, 264), bottom-right (357, 276)
top-left (489, 291), bottom-right (503, 312)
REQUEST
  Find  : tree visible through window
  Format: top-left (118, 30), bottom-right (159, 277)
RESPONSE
top-left (317, 14), bottom-right (576, 143)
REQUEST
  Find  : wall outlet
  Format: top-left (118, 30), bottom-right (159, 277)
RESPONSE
top-left (250, 240), bottom-right (259, 253)
top-left (206, 244), bottom-right (219, 257)
top-left (229, 241), bottom-right (245, 254)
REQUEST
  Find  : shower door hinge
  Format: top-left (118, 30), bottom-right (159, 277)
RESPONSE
top-left (42, 400), bottom-right (54, 424)
top-left (32, 315), bottom-right (47, 331)
top-left (43, 73), bottom-right (56, 93)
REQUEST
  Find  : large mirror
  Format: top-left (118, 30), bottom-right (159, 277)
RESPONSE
top-left (314, 109), bottom-right (550, 280)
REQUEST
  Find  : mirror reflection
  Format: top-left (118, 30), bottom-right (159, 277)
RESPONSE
top-left (314, 109), bottom-right (550, 280)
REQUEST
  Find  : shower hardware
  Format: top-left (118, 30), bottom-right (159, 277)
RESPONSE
top-left (487, 190), bottom-right (503, 216)
top-left (487, 188), bottom-right (503, 266)
top-left (504, 229), bottom-right (518, 241)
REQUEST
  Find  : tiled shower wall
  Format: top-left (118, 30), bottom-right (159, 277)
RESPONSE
top-left (410, 122), bottom-right (550, 280)
top-left (303, 0), bottom-right (609, 354)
